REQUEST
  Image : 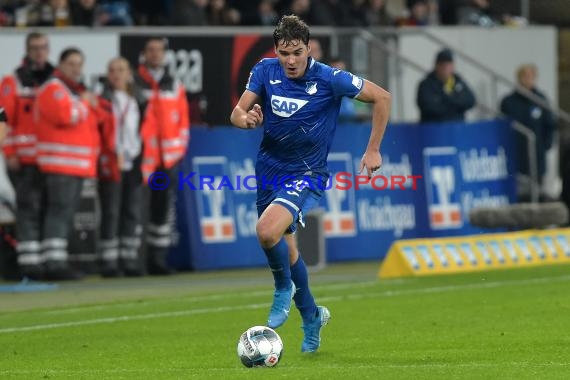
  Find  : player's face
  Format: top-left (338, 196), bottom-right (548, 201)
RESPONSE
top-left (107, 59), bottom-right (131, 90)
top-left (59, 53), bottom-right (84, 83)
top-left (144, 40), bottom-right (166, 69)
top-left (27, 37), bottom-right (49, 67)
top-left (275, 39), bottom-right (310, 79)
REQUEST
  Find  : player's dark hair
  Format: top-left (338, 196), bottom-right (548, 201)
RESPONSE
top-left (25, 31), bottom-right (47, 49)
top-left (273, 15), bottom-right (310, 48)
top-left (59, 47), bottom-right (84, 63)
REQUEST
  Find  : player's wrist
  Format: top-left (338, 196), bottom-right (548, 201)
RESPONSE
top-left (241, 115), bottom-right (250, 129)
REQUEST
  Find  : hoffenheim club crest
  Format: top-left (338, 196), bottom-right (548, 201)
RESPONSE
top-left (305, 81), bottom-right (317, 95)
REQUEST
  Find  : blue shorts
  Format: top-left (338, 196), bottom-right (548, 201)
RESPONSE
top-left (257, 175), bottom-right (325, 234)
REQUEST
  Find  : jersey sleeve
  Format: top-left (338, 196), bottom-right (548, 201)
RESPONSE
top-left (331, 69), bottom-right (364, 99)
top-left (245, 60), bottom-right (266, 96)
top-left (1, 77), bottom-right (17, 156)
top-left (0, 76), bottom-right (16, 124)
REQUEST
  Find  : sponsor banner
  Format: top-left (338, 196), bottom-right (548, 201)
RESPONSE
top-left (170, 119), bottom-right (517, 270)
top-left (378, 228), bottom-right (570, 278)
top-left (320, 123), bottom-right (421, 262)
top-left (420, 120), bottom-right (517, 236)
top-left (170, 127), bottom-right (262, 269)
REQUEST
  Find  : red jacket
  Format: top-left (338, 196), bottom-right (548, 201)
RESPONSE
top-left (135, 65), bottom-right (190, 178)
top-left (35, 72), bottom-right (99, 178)
top-left (95, 96), bottom-right (119, 182)
top-left (0, 61), bottom-right (54, 165)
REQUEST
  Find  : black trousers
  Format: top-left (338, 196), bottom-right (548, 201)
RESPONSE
top-left (42, 173), bottom-right (83, 264)
top-left (98, 167), bottom-right (143, 262)
top-left (9, 165), bottom-right (44, 267)
top-left (146, 163), bottom-right (179, 259)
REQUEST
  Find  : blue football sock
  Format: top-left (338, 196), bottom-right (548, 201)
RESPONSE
top-left (263, 238), bottom-right (291, 290)
top-left (290, 256), bottom-right (318, 322)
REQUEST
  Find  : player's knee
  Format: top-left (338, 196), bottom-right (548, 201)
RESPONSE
top-left (256, 221), bottom-right (281, 248)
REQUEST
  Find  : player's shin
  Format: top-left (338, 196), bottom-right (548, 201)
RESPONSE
top-left (290, 256), bottom-right (318, 322)
top-left (263, 238), bottom-right (292, 290)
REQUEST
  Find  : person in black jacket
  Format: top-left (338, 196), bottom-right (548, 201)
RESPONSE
top-left (417, 48), bottom-right (476, 123)
top-left (500, 64), bottom-right (556, 201)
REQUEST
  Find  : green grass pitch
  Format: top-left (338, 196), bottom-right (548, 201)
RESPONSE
top-left (0, 262), bottom-right (569, 379)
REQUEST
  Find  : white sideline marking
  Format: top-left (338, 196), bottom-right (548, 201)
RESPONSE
top-left (39, 280), bottom-right (380, 316)
top-left (1, 275), bottom-right (569, 334)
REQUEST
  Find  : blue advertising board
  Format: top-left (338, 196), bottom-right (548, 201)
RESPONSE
top-left (170, 119), bottom-right (517, 270)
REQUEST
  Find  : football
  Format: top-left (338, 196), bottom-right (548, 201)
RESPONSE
top-left (237, 326), bottom-right (283, 368)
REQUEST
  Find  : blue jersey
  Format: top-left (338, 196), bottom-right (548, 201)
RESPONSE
top-left (246, 57), bottom-right (364, 182)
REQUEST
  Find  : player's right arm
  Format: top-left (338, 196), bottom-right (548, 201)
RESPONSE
top-left (231, 61), bottom-right (266, 129)
top-left (231, 90), bottom-right (263, 129)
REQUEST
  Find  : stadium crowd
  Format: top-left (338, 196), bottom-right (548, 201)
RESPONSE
top-left (0, 0), bottom-right (526, 28)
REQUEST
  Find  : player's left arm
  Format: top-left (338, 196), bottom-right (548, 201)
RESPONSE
top-left (355, 79), bottom-right (391, 178)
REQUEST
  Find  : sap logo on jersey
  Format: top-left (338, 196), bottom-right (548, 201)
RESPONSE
top-left (271, 95), bottom-right (308, 118)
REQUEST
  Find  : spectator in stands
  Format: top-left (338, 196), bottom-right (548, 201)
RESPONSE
top-left (280, 0), bottom-right (314, 24)
top-left (398, 0), bottom-right (438, 26)
top-left (207, 0), bottom-right (240, 25)
top-left (310, 0), bottom-right (340, 25)
top-left (0, 32), bottom-right (54, 280)
top-left (132, 0), bottom-right (168, 25)
top-left (134, 37), bottom-right (190, 275)
top-left (70, 0), bottom-right (97, 26)
top-left (339, 0), bottom-right (368, 26)
top-left (97, 57), bottom-right (148, 277)
top-left (46, 0), bottom-right (72, 26)
top-left (170, 0), bottom-right (208, 26)
top-left (9, 0), bottom-right (70, 27)
top-left (500, 64), bottom-right (557, 202)
top-left (365, 0), bottom-right (395, 26)
top-left (35, 47), bottom-right (100, 280)
top-left (94, 1), bottom-right (133, 26)
top-left (416, 48), bottom-right (476, 123)
top-left (257, 0), bottom-right (278, 26)
top-left (457, 0), bottom-right (497, 26)
top-left (309, 38), bottom-right (324, 62)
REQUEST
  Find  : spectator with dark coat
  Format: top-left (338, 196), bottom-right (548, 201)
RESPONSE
top-left (170, 0), bottom-right (208, 26)
top-left (501, 64), bottom-right (556, 200)
top-left (416, 48), bottom-right (476, 123)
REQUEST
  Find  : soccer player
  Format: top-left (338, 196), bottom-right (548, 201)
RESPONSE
top-left (230, 15), bottom-right (391, 352)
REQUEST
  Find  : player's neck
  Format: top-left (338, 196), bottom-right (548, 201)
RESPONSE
top-left (297, 57), bottom-right (312, 79)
